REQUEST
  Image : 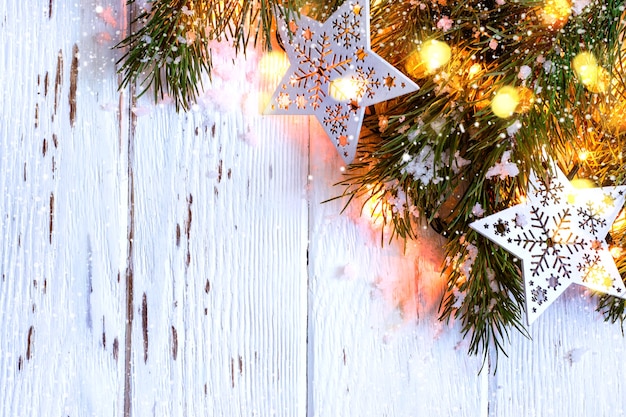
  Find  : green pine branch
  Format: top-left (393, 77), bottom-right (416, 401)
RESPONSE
top-left (115, 0), bottom-right (626, 360)
top-left (116, 0), bottom-right (304, 110)
top-left (339, 0), bottom-right (626, 359)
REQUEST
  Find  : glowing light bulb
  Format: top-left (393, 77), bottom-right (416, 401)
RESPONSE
top-left (572, 52), bottom-right (606, 92)
top-left (490, 86), bottom-right (520, 118)
top-left (361, 186), bottom-right (388, 227)
top-left (542, 0), bottom-right (572, 27)
top-left (329, 77), bottom-right (362, 102)
top-left (578, 150), bottom-right (589, 161)
top-left (420, 40), bottom-right (452, 72)
top-left (610, 246), bottom-right (623, 258)
top-left (468, 63), bottom-right (482, 79)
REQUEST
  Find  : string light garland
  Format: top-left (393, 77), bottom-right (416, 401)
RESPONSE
top-left (117, 0), bottom-right (626, 361)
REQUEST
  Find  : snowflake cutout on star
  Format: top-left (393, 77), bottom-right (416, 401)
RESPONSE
top-left (470, 162), bottom-right (626, 324)
top-left (265, 0), bottom-right (419, 163)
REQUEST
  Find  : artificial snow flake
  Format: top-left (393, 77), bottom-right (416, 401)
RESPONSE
top-left (572, 0), bottom-right (592, 15)
top-left (472, 203), bottom-right (485, 217)
top-left (451, 151), bottom-right (471, 173)
top-left (518, 65), bottom-right (532, 80)
top-left (436, 16), bottom-right (453, 31)
top-left (459, 243), bottom-right (478, 280)
top-left (543, 60), bottom-right (554, 74)
top-left (430, 117), bottom-right (445, 134)
top-left (378, 115), bottom-right (389, 132)
top-left (470, 162), bottom-right (626, 324)
top-left (506, 120), bottom-right (522, 136)
top-left (402, 145), bottom-right (440, 185)
top-left (396, 124), bottom-right (410, 134)
top-left (451, 287), bottom-right (466, 309)
top-left (266, 0), bottom-right (419, 163)
top-left (485, 150), bottom-right (519, 180)
top-left (515, 212), bottom-right (527, 227)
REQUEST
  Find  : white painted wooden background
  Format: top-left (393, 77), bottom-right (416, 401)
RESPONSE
top-left (2, 1), bottom-right (626, 416)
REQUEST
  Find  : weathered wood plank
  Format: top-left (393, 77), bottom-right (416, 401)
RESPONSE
top-left (0, 0), bottom-right (128, 415)
top-left (126, 49), bottom-right (309, 415)
top-left (307, 121), bottom-right (486, 416)
top-left (493, 293), bottom-right (626, 416)
top-left (9, 2), bottom-right (626, 416)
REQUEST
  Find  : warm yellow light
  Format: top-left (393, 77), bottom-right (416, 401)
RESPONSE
top-left (362, 186), bottom-right (389, 227)
top-left (259, 51), bottom-right (290, 80)
top-left (610, 246), bottom-right (623, 258)
top-left (570, 178), bottom-right (595, 189)
top-left (490, 86), bottom-right (520, 118)
top-left (542, 0), bottom-right (572, 27)
top-left (572, 52), bottom-right (607, 93)
top-left (406, 40), bottom-right (452, 77)
top-left (578, 150), bottom-right (589, 161)
top-left (258, 92), bottom-right (272, 112)
top-left (516, 86), bottom-right (535, 114)
top-left (468, 63), bottom-right (482, 78)
top-left (405, 50), bottom-right (425, 78)
top-left (612, 210), bottom-right (626, 236)
top-left (608, 99), bottom-right (626, 134)
top-left (420, 40), bottom-right (452, 72)
top-left (586, 66), bottom-right (610, 93)
top-left (329, 77), bottom-right (361, 102)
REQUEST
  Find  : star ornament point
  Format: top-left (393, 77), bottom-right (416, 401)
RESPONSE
top-left (264, 0), bottom-right (419, 163)
top-left (470, 163), bottom-right (626, 324)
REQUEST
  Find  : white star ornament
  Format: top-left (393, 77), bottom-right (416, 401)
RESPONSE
top-left (470, 163), bottom-right (626, 324)
top-left (265, 0), bottom-right (419, 163)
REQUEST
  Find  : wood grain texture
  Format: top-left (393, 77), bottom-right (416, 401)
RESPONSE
top-left (307, 121), bottom-right (486, 416)
top-left (4, 1), bottom-right (626, 416)
top-left (125, 54), bottom-right (309, 414)
top-left (0, 0), bottom-right (128, 415)
top-left (493, 292), bottom-right (626, 416)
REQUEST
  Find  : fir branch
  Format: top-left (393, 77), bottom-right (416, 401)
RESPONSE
top-left (340, 0), bottom-right (626, 359)
top-left (116, 0), bottom-right (303, 110)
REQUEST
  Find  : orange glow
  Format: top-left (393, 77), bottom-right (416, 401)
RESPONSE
top-left (612, 210), bottom-right (626, 232)
top-left (468, 63), bottom-right (482, 79)
top-left (362, 189), bottom-right (389, 226)
top-left (405, 40), bottom-right (452, 78)
top-left (542, 0), bottom-right (572, 28)
top-left (572, 52), bottom-right (608, 93)
top-left (516, 86), bottom-right (535, 113)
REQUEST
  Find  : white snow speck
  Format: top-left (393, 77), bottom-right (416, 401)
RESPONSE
top-left (485, 150), bottom-right (519, 180)
top-left (472, 203), bottom-right (485, 217)
top-left (506, 120), bottom-right (522, 136)
top-left (572, 0), bottom-right (591, 15)
top-left (518, 65), bottom-right (532, 80)
top-left (515, 212), bottom-right (527, 227)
